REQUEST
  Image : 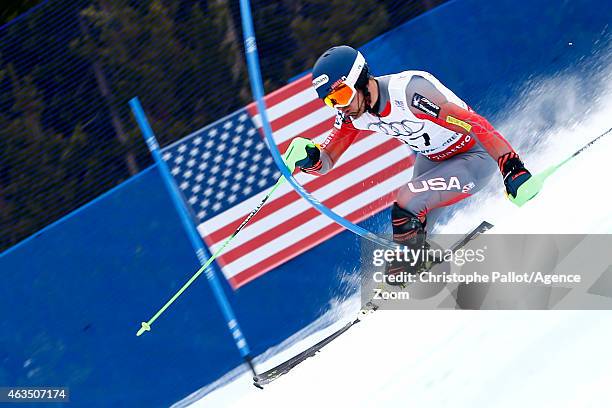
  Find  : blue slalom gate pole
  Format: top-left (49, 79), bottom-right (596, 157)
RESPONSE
top-left (238, 0), bottom-right (396, 250)
top-left (129, 97), bottom-right (257, 376)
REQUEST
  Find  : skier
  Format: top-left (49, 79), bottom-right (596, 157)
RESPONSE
top-left (293, 45), bottom-right (533, 277)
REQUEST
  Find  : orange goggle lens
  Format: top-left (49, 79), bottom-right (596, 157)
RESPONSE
top-left (323, 83), bottom-right (356, 108)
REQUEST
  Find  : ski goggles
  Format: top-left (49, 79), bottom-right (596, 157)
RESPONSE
top-left (323, 82), bottom-right (357, 109)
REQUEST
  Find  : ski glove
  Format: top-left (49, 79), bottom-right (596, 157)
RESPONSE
top-left (499, 153), bottom-right (531, 199)
top-left (294, 139), bottom-right (322, 173)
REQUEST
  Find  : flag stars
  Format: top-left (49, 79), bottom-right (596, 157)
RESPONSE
top-left (161, 110), bottom-right (278, 219)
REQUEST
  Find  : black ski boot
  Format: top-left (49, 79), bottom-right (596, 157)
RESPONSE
top-left (385, 203), bottom-right (429, 286)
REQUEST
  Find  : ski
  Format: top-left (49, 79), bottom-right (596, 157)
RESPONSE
top-left (253, 321), bottom-right (354, 387)
top-left (253, 221), bottom-right (494, 388)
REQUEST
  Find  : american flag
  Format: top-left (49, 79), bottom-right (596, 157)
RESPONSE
top-left (161, 74), bottom-right (415, 288)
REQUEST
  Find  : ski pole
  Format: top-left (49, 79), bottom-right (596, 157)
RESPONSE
top-left (136, 138), bottom-right (313, 336)
top-left (510, 127), bottom-right (612, 207)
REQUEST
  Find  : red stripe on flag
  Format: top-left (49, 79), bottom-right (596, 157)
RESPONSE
top-left (275, 117), bottom-right (338, 153)
top-left (246, 74), bottom-right (313, 118)
top-left (268, 98), bottom-right (324, 132)
top-left (229, 190), bottom-right (399, 288)
top-left (248, 111), bottom-right (338, 156)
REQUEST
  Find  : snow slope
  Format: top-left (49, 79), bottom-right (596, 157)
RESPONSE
top-left (176, 51), bottom-right (612, 408)
top-left (184, 311), bottom-right (612, 408)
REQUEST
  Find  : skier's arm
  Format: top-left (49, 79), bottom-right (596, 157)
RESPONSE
top-left (441, 103), bottom-right (532, 198)
top-left (406, 72), bottom-right (531, 197)
top-left (443, 103), bottom-right (515, 164)
top-left (297, 113), bottom-right (362, 175)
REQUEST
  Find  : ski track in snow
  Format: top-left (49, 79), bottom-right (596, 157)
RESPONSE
top-left (177, 52), bottom-right (612, 408)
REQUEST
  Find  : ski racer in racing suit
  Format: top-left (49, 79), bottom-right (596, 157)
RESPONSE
top-left (292, 45), bottom-right (532, 277)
